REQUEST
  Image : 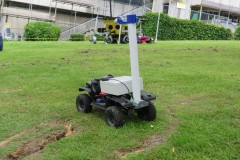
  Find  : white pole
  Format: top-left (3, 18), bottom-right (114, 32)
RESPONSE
top-left (54, 2), bottom-right (57, 21)
top-left (30, 0), bottom-right (33, 20)
top-left (1, 0), bottom-right (4, 36)
top-left (1, 0), bottom-right (3, 14)
top-left (74, 10), bottom-right (77, 33)
top-left (49, 0), bottom-right (52, 17)
top-left (118, 24), bottom-right (122, 44)
top-left (128, 0), bottom-right (132, 12)
top-left (227, 0), bottom-right (233, 28)
top-left (155, 9), bottom-right (161, 41)
top-left (199, 0), bottom-right (203, 21)
top-left (28, 0), bottom-right (31, 19)
top-left (128, 23), bottom-right (141, 103)
top-left (218, 0), bottom-right (221, 22)
top-left (139, 21), bottom-right (142, 35)
top-left (94, 15), bottom-right (98, 30)
top-left (1, 15), bottom-right (5, 38)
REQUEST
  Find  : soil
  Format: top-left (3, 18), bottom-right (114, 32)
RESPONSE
top-left (116, 108), bottom-right (178, 158)
top-left (0, 131), bottom-right (29, 147)
top-left (2, 121), bottom-right (75, 160)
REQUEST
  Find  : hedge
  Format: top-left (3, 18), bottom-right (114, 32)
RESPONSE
top-left (85, 34), bottom-right (104, 41)
top-left (142, 12), bottom-right (232, 40)
top-left (235, 27), bottom-right (240, 40)
top-left (70, 33), bottom-right (84, 41)
top-left (24, 22), bottom-right (60, 41)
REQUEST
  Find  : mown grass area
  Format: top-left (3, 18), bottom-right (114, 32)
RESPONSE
top-left (0, 41), bottom-right (239, 160)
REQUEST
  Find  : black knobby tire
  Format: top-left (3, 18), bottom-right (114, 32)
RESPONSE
top-left (105, 36), bottom-right (113, 44)
top-left (90, 36), bottom-right (97, 44)
top-left (137, 102), bottom-right (156, 121)
top-left (123, 35), bottom-right (129, 44)
top-left (105, 106), bottom-right (125, 128)
top-left (76, 94), bottom-right (92, 113)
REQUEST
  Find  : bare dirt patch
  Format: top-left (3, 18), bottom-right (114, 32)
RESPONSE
top-left (0, 131), bottom-right (29, 148)
top-left (75, 49), bottom-right (98, 54)
top-left (179, 95), bottom-right (214, 106)
top-left (0, 88), bottom-right (22, 93)
top-left (116, 108), bottom-right (177, 158)
top-left (3, 122), bottom-right (75, 160)
top-left (75, 49), bottom-right (128, 55)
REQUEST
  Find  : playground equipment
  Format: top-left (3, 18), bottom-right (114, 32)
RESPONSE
top-left (89, 18), bottom-right (128, 44)
top-left (76, 15), bottom-right (157, 128)
top-left (89, 17), bottom-right (154, 44)
top-left (4, 23), bottom-right (13, 40)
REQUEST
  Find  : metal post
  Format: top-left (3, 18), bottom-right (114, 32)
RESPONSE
top-left (139, 21), bottom-right (142, 35)
top-left (118, 24), bottom-right (122, 44)
top-left (54, 2), bottom-right (57, 21)
top-left (207, 11), bottom-right (210, 24)
top-left (128, 22), bottom-right (141, 103)
top-left (29, 0), bottom-right (31, 12)
top-left (28, 0), bottom-right (33, 20)
top-left (71, 4), bottom-right (73, 28)
top-left (122, 2), bottom-right (124, 15)
top-left (31, 0), bottom-right (33, 20)
top-left (0, 0), bottom-right (5, 38)
top-left (128, 0), bottom-right (132, 12)
top-left (74, 10), bottom-right (77, 33)
top-left (94, 15), bottom-right (98, 30)
top-left (1, 0), bottom-right (4, 14)
top-left (227, 13), bottom-right (229, 28)
top-left (218, 0), bottom-right (222, 21)
top-left (49, 0), bottom-right (52, 17)
top-left (188, 0), bottom-right (192, 19)
top-left (199, 0), bottom-right (203, 21)
top-left (109, 0), bottom-right (112, 17)
top-left (155, 7), bottom-right (161, 41)
top-left (227, 0), bottom-right (233, 28)
top-left (28, 0), bottom-right (31, 19)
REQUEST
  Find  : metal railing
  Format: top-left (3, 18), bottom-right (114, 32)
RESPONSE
top-left (191, 10), bottom-right (239, 32)
top-left (60, 18), bottom-right (105, 39)
top-left (121, 5), bottom-right (149, 16)
top-left (60, 3), bottom-right (151, 39)
top-left (2, 7), bottom-right (51, 21)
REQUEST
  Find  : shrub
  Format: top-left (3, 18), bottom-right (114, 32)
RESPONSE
top-left (70, 33), bottom-right (84, 41)
top-left (95, 34), bottom-right (104, 41)
top-left (24, 22), bottom-right (60, 41)
top-left (235, 27), bottom-right (240, 40)
top-left (84, 34), bottom-right (90, 41)
top-left (85, 34), bottom-right (104, 41)
top-left (142, 12), bottom-right (232, 40)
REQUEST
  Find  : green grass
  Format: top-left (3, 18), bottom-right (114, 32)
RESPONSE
top-left (0, 41), bottom-right (239, 160)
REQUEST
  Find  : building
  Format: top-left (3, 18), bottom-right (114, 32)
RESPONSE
top-left (0, 0), bottom-right (151, 39)
top-left (153, 0), bottom-right (240, 32)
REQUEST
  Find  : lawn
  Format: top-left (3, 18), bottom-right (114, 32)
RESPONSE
top-left (0, 41), bottom-right (239, 160)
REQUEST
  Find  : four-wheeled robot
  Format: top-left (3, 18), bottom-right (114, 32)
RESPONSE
top-left (76, 14), bottom-right (157, 128)
top-left (76, 75), bottom-right (156, 128)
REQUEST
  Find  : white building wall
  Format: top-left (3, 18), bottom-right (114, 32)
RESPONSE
top-left (6, 10), bottom-right (90, 37)
top-left (7, 17), bottom-right (29, 38)
top-left (1, 0), bottom-right (140, 38)
top-left (7, 0), bottom-right (137, 17)
top-left (152, 0), bottom-right (165, 13)
top-left (153, 0), bottom-right (240, 19)
top-left (167, 0), bottom-right (192, 19)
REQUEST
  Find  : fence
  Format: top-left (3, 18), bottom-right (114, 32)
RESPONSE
top-left (191, 10), bottom-right (240, 32)
top-left (60, 3), bottom-right (152, 39)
